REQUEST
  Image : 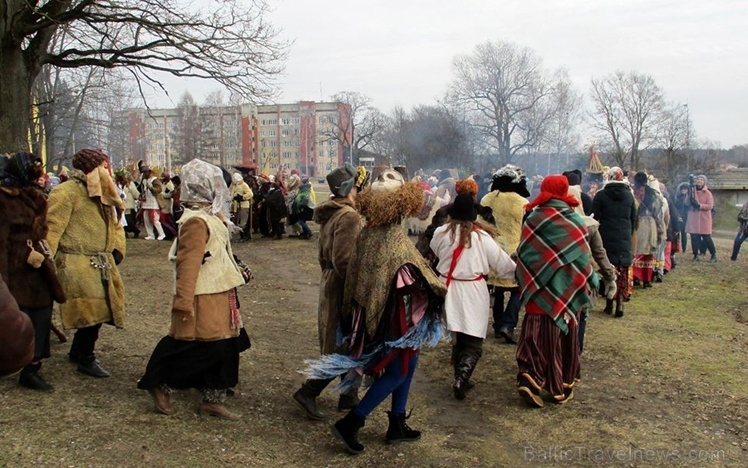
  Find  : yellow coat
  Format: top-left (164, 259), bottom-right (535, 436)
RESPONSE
top-left (46, 174), bottom-right (127, 330)
top-left (480, 190), bottom-right (527, 288)
top-left (230, 181), bottom-right (253, 211)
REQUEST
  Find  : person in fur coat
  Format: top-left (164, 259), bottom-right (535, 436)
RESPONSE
top-left (46, 149), bottom-right (126, 378)
top-left (480, 165), bottom-right (530, 344)
top-left (293, 164), bottom-right (368, 420)
top-left (0, 152), bottom-right (65, 389)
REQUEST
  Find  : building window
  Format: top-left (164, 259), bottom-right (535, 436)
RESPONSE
top-left (269, 129), bottom-right (276, 137)
top-left (281, 118), bottom-right (291, 125)
top-left (282, 129), bottom-right (290, 136)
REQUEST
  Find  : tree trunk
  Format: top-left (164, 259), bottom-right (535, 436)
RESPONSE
top-left (0, 45), bottom-right (33, 151)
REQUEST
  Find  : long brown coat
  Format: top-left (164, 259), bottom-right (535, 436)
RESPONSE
top-left (0, 186), bottom-right (64, 309)
top-left (46, 173), bottom-right (127, 329)
top-left (313, 197), bottom-right (362, 354)
top-left (169, 217), bottom-right (240, 341)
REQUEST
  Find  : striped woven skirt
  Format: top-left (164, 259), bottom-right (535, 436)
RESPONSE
top-left (516, 312), bottom-right (580, 401)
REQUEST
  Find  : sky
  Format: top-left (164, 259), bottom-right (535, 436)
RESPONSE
top-left (159, 0), bottom-right (748, 148)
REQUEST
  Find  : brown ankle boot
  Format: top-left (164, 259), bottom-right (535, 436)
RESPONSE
top-left (148, 387), bottom-right (174, 415)
top-left (199, 402), bottom-right (241, 421)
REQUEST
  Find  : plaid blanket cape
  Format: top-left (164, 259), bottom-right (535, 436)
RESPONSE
top-left (516, 200), bottom-right (597, 334)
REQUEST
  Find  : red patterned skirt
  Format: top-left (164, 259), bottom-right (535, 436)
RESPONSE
top-left (516, 312), bottom-right (580, 401)
top-left (632, 254), bottom-right (655, 283)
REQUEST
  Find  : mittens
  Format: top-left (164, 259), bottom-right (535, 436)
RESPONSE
top-left (603, 278), bottom-right (617, 300)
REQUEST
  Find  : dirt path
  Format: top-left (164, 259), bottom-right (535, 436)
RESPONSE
top-left (0, 232), bottom-right (746, 467)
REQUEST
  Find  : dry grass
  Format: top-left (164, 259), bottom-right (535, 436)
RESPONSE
top-left (0, 227), bottom-right (746, 467)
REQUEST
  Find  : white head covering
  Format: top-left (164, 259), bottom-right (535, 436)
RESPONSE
top-left (232, 172), bottom-right (243, 184)
top-left (180, 158), bottom-right (231, 218)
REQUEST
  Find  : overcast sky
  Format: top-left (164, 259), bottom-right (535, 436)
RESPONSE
top-left (162, 0), bottom-right (747, 148)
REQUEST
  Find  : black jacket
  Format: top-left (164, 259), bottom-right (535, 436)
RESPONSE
top-left (591, 182), bottom-right (637, 267)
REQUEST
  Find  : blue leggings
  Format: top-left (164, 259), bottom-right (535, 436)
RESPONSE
top-left (353, 352), bottom-right (419, 418)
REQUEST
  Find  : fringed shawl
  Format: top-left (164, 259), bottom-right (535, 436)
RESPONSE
top-left (516, 199), bottom-right (596, 334)
top-left (343, 224), bottom-right (445, 339)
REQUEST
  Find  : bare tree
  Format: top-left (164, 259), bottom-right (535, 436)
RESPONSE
top-left (588, 70), bottom-right (664, 171)
top-left (447, 39), bottom-right (559, 166)
top-left (170, 92), bottom-right (202, 166)
top-left (325, 91), bottom-right (387, 164)
top-left (542, 69), bottom-right (583, 167)
top-left (0, 0), bottom-right (287, 150)
top-left (651, 102), bottom-right (693, 183)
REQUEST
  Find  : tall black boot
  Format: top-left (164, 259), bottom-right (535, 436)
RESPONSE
top-left (453, 356), bottom-right (478, 400)
top-left (385, 410), bottom-right (421, 444)
top-left (603, 299), bottom-right (614, 315)
top-left (19, 363), bottom-right (54, 392)
top-left (614, 297), bottom-right (624, 318)
top-left (332, 410), bottom-right (366, 454)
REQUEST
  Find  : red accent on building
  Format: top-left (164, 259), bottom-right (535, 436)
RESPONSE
top-left (241, 115), bottom-right (254, 167)
top-left (299, 101), bottom-right (317, 176)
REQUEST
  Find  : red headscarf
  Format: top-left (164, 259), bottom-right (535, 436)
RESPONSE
top-left (524, 174), bottom-right (580, 212)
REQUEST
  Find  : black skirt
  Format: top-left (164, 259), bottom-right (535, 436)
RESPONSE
top-left (137, 329), bottom-right (250, 391)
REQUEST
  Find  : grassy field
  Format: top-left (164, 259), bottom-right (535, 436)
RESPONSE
top-left (0, 225), bottom-right (745, 467)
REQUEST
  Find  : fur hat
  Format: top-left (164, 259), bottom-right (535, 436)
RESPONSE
top-left (326, 164), bottom-right (357, 197)
top-left (454, 178), bottom-right (479, 198)
top-left (72, 149), bottom-right (109, 175)
top-left (491, 165), bottom-right (530, 197)
top-left (562, 169), bottom-right (582, 186)
top-left (448, 193), bottom-right (477, 222)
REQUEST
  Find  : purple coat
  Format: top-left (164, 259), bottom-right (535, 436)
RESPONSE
top-left (685, 187), bottom-right (714, 235)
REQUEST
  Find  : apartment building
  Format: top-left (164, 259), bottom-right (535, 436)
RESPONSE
top-left (117, 101), bottom-right (351, 176)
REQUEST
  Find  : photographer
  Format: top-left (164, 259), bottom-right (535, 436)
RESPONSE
top-left (685, 175), bottom-right (716, 262)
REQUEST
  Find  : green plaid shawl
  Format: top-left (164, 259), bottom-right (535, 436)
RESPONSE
top-left (516, 199), bottom-right (597, 334)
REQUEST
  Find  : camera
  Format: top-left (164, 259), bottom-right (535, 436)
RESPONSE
top-left (688, 174), bottom-right (695, 186)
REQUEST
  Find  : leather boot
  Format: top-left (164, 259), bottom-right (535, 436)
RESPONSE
top-left (385, 410), bottom-right (421, 444)
top-left (603, 299), bottom-right (614, 315)
top-left (19, 363), bottom-right (54, 392)
top-left (453, 356), bottom-right (478, 400)
top-left (199, 402), bottom-right (240, 421)
top-left (148, 387), bottom-right (174, 415)
top-left (292, 379), bottom-right (330, 420)
top-left (615, 297), bottom-right (624, 318)
top-left (332, 411), bottom-right (366, 454)
top-left (77, 355), bottom-right (110, 378)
